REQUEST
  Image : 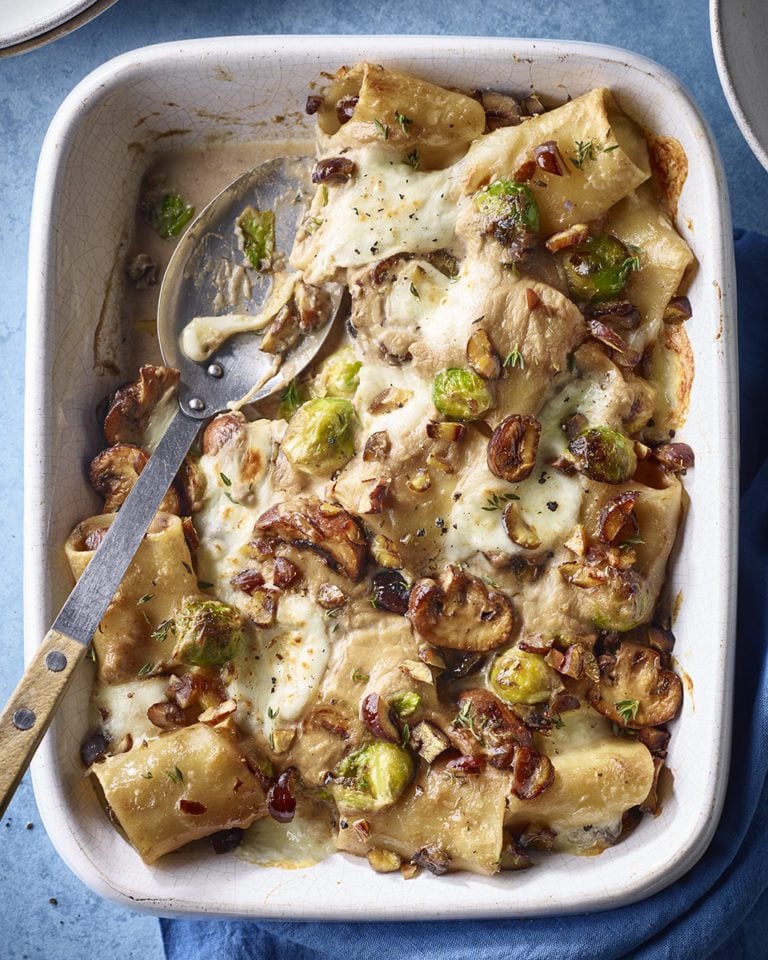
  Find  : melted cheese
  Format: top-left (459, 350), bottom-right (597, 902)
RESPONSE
top-left (294, 146), bottom-right (459, 282)
top-left (93, 678), bottom-right (169, 745)
top-left (228, 592), bottom-right (331, 740)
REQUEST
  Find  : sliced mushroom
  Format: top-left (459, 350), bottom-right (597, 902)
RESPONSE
top-left (639, 757), bottom-right (665, 815)
top-left (103, 365), bottom-right (179, 446)
top-left (636, 725), bottom-right (671, 756)
top-left (597, 490), bottom-right (640, 545)
top-left (254, 497), bottom-right (367, 580)
top-left (317, 583), bottom-right (346, 610)
top-left (411, 845), bottom-right (451, 876)
top-left (478, 90), bottom-right (521, 130)
top-left (452, 689), bottom-right (532, 769)
top-left (587, 640), bottom-right (683, 728)
top-left (503, 502), bottom-right (541, 549)
top-left (88, 444), bottom-right (181, 514)
top-left (487, 415), bottom-right (540, 483)
top-left (466, 329), bottom-right (501, 380)
top-left (406, 566), bottom-right (515, 651)
top-left (201, 411), bottom-right (245, 456)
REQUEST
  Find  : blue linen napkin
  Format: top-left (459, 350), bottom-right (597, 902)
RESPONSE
top-left (161, 230), bottom-right (768, 960)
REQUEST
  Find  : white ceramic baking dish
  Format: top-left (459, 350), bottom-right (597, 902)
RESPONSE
top-left (24, 35), bottom-right (738, 920)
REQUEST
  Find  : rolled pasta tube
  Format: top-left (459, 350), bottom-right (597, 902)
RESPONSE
top-left (65, 512), bottom-right (198, 683)
top-left (456, 87), bottom-right (651, 233)
top-left (315, 62), bottom-right (485, 166)
top-left (92, 722), bottom-right (267, 862)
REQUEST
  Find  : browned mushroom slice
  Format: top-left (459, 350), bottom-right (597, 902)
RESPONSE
top-left (503, 502), bottom-right (541, 549)
top-left (478, 90), bottom-right (521, 131)
top-left (597, 490), bottom-right (640, 545)
top-left (487, 415), bottom-right (540, 483)
top-left (587, 640), bottom-right (683, 728)
top-left (652, 442), bottom-right (695, 473)
top-left (253, 497), bottom-right (367, 580)
top-left (88, 444), bottom-right (180, 514)
top-left (176, 456), bottom-right (207, 513)
top-left (452, 689), bottom-right (533, 769)
top-left (103, 365), bottom-right (179, 446)
top-left (201, 411), bottom-right (246, 456)
top-left (406, 566), bottom-right (515, 651)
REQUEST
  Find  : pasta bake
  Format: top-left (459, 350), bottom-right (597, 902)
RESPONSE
top-left (70, 62), bottom-right (695, 877)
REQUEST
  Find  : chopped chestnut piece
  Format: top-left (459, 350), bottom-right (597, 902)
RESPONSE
top-left (273, 557), bottom-right (300, 589)
top-left (80, 730), bottom-right (109, 767)
top-left (230, 568), bottom-right (265, 595)
top-left (369, 533), bottom-right (402, 570)
top-left (511, 745), bottom-right (555, 800)
top-left (643, 624), bottom-right (675, 656)
top-left (587, 319), bottom-right (641, 366)
top-left (358, 476), bottom-right (390, 515)
top-left (318, 583), bottom-right (346, 610)
top-left (597, 491), bottom-right (640, 545)
top-left (517, 635), bottom-right (554, 656)
top-left (411, 845), bottom-right (451, 876)
top-left (267, 768), bottom-right (298, 823)
top-left (533, 140), bottom-right (567, 176)
top-left (83, 527), bottom-right (107, 551)
top-left (178, 799), bottom-right (207, 815)
top-left (545, 223), bottom-right (590, 253)
top-left (407, 566), bottom-right (514, 651)
top-left (513, 159), bottom-right (537, 182)
top-left (367, 849), bottom-right (401, 873)
top-left (487, 415), bottom-right (541, 483)
top-left (548, 689), bottom-right (582, 716)
top-left (211, 828), bottom-right (245, 854)
top-left (335, 95), bottom-right (359, 125)
top-left (368, 387), bottom-right (413, 414)
top-left (652, 442), bottom-right (695, 472)
top-left (563, 412), bottom-right (588, 441)
top-left (467, 328), bottom-right (501, 380)
top-left (372, 570), bottom-right (411, 615)
top-left (585, 300), bottom-right (641, 330)
top-left (588, 640), bottom-right (683, 728)
top-left (445, 755), bottom-right (485, 775)
top-left (361, 692), bottom-right (400, 743)
top-left (503, 502), bottom-right (541, 549)
top-left (663, 295), bottom-right (692, 324)
top-left (198, 699), bottom-right (238, 725)
top-left (525, 288), bottom-right (541, 310)
top-left (362, 430), bottom-right (390, 462)
top-left (147, 701), bottom-right (187, 730)
top-left (305, 94), bottom-right (324, 115)
top-left (312, 157), bottom-right (357, 185)
top-left (254, 497), bottom-right (367, 581)
top-left (426, 421), bottom-right (466, 442)
top-left (412, 721), bottom-right (451, 764)
top-left (453, 689), bottom-right (532, 763)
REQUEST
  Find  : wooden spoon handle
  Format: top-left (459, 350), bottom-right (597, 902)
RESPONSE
top-left (0, 630), bottom-right (86, 818)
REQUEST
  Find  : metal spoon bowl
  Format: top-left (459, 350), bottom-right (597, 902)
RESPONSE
top-left (0, 153), bottom-right (342, 815)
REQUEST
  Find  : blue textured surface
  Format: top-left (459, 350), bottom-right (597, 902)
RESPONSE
top-left (1, 1), bottom-right (767, 958)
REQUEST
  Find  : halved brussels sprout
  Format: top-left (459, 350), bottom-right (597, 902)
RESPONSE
top-left (432, 368), bottom-right (492, 421)
top-left (489, 647), bottom-right (558, 705)
top-left (314, 346), bottom-right (362, 398)
top-left (331, 740), bottom-right (415, 811)
top-left (171, 597), bottom-right (244, 667)
top-left (281, 397), bottom-right (356, 475)
top-left (562, 234), bottom-right (634, 302)
top-left (474, 179), bottom-right (540, 233)
top-left (568, 426), bottom-right (637, 484)
top-left (583, 570), bottom-right (654, 632)
top-left (389, 690), bottom-right (422, 717)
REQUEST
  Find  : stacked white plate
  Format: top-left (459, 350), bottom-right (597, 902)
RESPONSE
top-left (0, 0), bottom-right (116, 56)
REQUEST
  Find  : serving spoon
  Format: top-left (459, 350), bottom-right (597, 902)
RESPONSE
top-left (0, 155), bottom-right (341, 816)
